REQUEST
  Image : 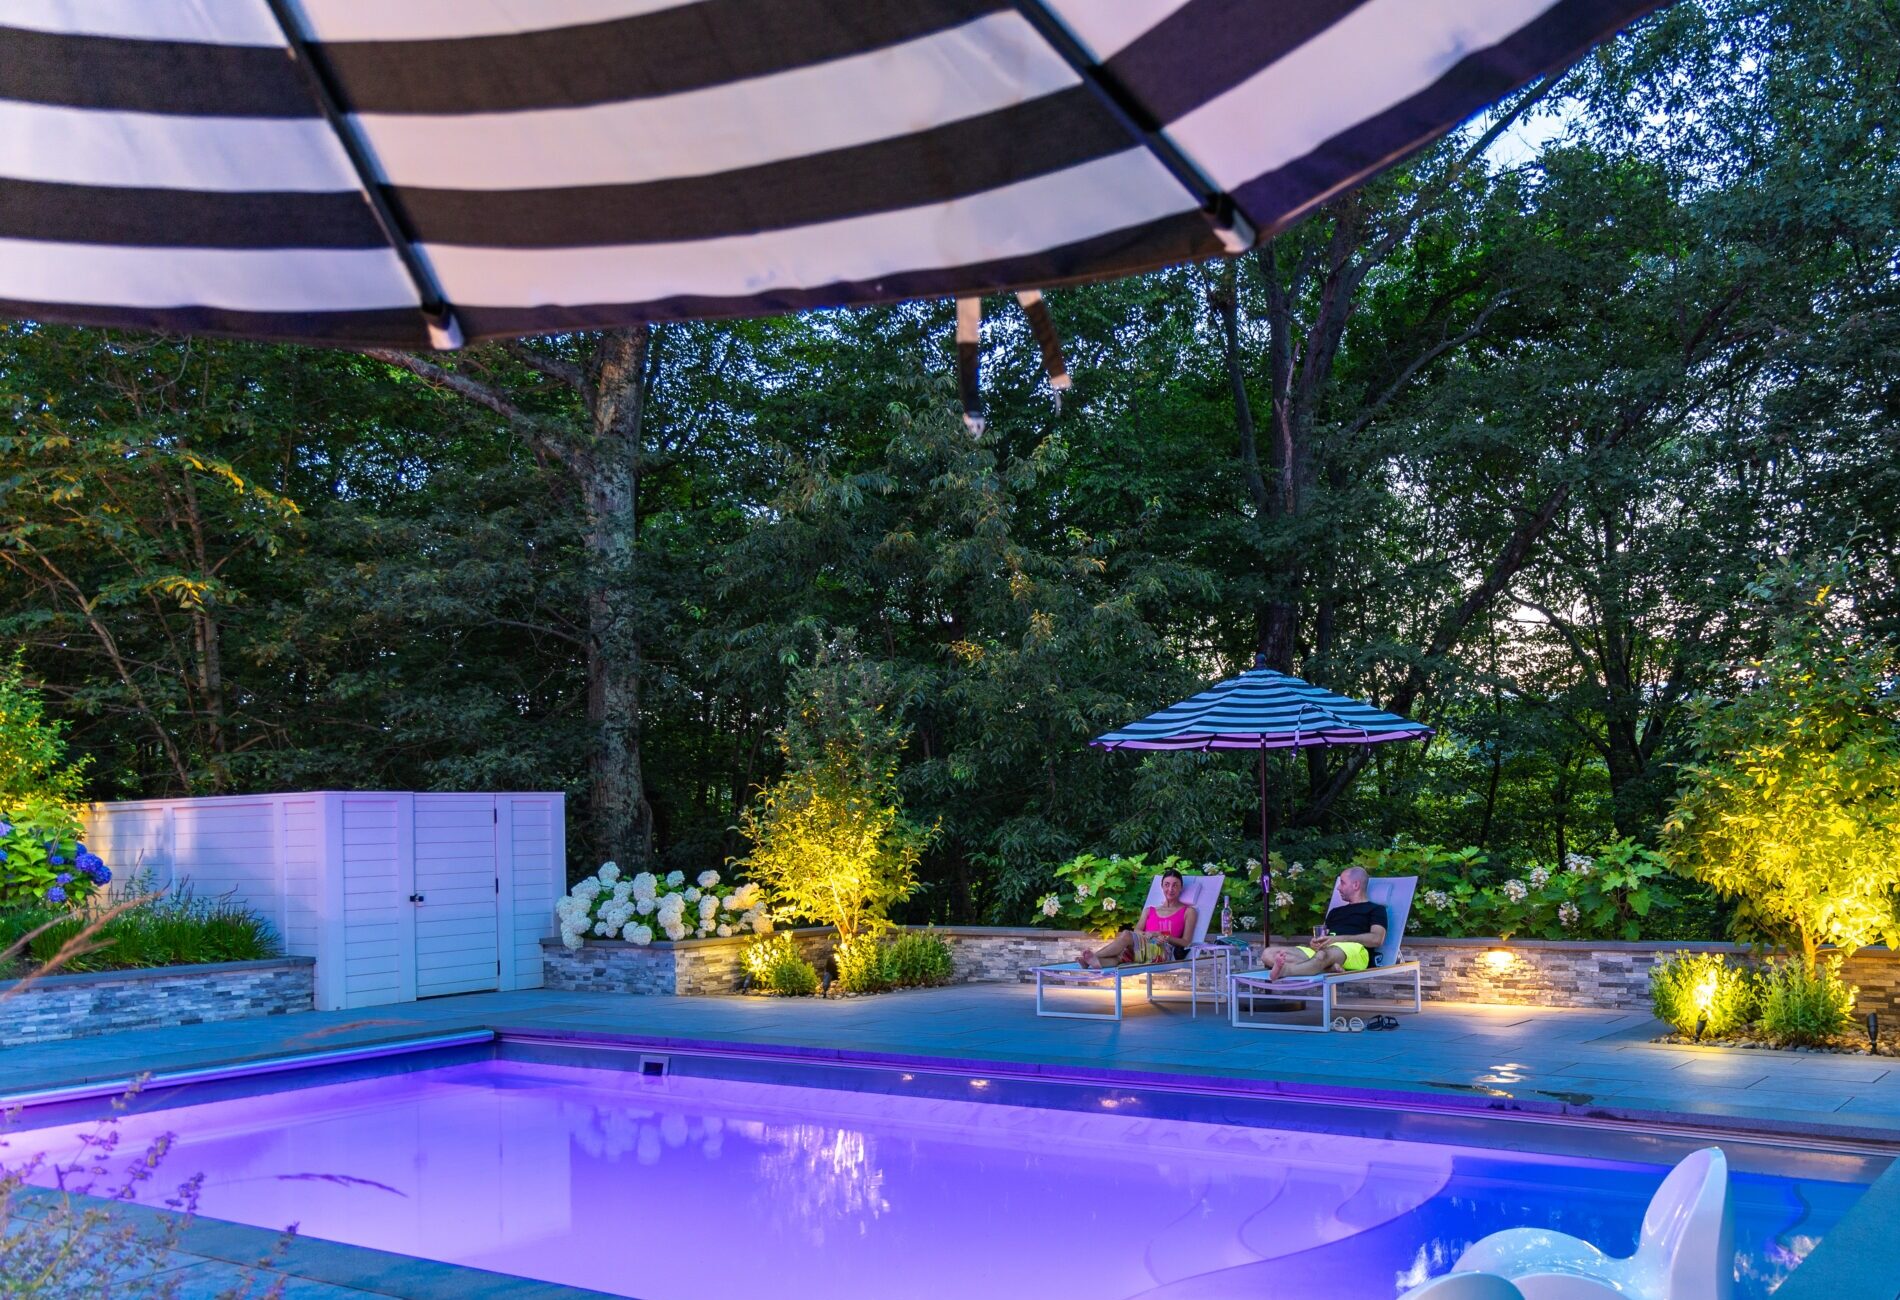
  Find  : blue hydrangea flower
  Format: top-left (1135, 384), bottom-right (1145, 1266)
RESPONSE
top-left (92, 865), bottom-right (112, 884)
top-left (77, 852), bottom-right (104, 873)
top-left (45, 886), bottom-right (67, 904)
top-left (75, 841), bottom-right (87, 854)
top-left (55, 872), bottom-right (73, 885)
top-left (0, 821), bottom-right (11, 836)
top-left (48, 854), bottom-right (66, 866)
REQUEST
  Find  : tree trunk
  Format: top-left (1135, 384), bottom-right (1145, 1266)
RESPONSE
top-left (580, 328), bottom-right (656, 869)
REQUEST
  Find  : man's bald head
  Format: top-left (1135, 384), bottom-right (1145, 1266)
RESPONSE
top-left (1338, 866), bottom-right (1369, 901)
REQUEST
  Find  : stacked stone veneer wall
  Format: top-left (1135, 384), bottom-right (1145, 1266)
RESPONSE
top-left (545, 928), bottom-right (1900, 1016)
top-left (1404, 938), bottom-right (1900, 1018)
top-left (544, 926), bottom-right (1210, 996)
top-left (0, 957), bottom-right (315, 1046)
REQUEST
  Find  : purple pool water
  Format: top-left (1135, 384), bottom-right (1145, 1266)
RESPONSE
top-left (1, 1059), bottom-right (1863, 1298)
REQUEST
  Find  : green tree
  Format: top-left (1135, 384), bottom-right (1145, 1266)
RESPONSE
top-left (1665, 567), bottom-right (1900, 970)
top-left (0, 650), bottom-right (85, 805)
top-left (735, 641), bottom-right (934, 936)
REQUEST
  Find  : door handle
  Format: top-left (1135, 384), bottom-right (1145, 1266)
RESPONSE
top-left (408, 893), bottom-right (425, 903)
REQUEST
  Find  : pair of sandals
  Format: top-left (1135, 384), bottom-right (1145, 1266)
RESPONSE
top-left (1330, 1014), bottom-right (1401, 1032)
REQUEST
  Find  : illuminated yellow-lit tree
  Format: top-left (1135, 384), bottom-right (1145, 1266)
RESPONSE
top-left (1665, 568), bottom-right (1900, 973)
top-left (735, 641), bottom-right (935, 938)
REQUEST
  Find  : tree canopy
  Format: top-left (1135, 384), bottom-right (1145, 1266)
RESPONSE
top-left (2, 0), bottom-right (1895, 928)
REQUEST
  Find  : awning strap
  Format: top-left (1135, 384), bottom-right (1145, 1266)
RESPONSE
top-left (956, 291), bottom-right (1072, 433)
top-left (956, 296), bottom-right (985, 435)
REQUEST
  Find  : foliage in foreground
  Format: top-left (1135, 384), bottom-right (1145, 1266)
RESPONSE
top-left (1649, 951), bottom-right (1858, 1047)
top-left (0, 887), bottom-right (275, 978)
top-left (736, 646), bottom-right (935, 937)
top-left (1032, 852), bottom-right (1214, 937)
top-left (1666, 573), bottom-right (1900, 972)
top-left (740, 931), bottom-right (820, 996)
top-left (832, 929), bottom-right (955, 994)
top-left (1649, 952), bottom-right (1758, 1038)
top-left (1028, 839), bottom-right (1723, 944)
top-left (554, 862), bottom-right (768, 950)
top-left (1756, 958), bottom-right (1858, 1046)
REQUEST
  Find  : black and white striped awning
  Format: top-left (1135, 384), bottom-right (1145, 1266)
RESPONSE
top-left (0, 0), bottom-right (1664, 350)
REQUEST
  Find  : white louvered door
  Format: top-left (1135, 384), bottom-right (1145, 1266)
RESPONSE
top-left (411, 794), bottom-right (500, 998)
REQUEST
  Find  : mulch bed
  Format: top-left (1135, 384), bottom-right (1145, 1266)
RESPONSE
top-left (1652, 1027), bottom-right (1900, 1056)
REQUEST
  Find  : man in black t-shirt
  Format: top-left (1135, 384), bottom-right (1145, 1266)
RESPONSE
top-left (1261, 866), bottom-right (1388, 981)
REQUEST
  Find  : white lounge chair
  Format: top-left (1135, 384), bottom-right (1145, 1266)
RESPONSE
top-left (1032, 873), bottom-right (1226, 1021)
top-left (1228, 874), bottom-right (1422, 1032)
top-left (1449, 1147), bottom-right (1734, 1300)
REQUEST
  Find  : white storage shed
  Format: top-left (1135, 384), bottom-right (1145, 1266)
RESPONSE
top-left (82, 791), bottom-right (566, 1010)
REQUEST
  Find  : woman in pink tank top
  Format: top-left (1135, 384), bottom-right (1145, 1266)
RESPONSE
top-left (1078, 868), bottom-right (1197, 968)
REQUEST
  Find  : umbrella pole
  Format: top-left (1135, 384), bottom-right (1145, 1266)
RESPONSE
top-left (1258, 747), bottom-right (1271, 948)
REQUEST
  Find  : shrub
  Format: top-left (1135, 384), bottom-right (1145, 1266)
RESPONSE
top-left (883, 930), bottom-right (954, 988)
top-left (0, 803), bottom-right (112, 910)
top-left (832, 932), bottom-right (890, 994)
top-left (555, 862), bottom-right (769, 950)
top-left (1032, 852), bottom-right (1195, 936)
top-left (1649, 952), bottom-right (1757, 1038)
top-left (741, 931), bottom-right (819, 996)
top-left (1665, 570), bottom-right (1900, 973)
top-left (736, 646), bottom-right (934, 937)
top-left (1758, 957), bottom-right (1857, 1045)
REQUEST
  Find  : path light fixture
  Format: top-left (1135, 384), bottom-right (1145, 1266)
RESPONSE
top-left (1869, 1012), bottom-right (1880, 1052)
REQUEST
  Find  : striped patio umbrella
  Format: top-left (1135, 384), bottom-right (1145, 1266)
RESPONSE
top-left (1, 0), bottom-right (1665, 351)
top-left (1092, 654), bottom-right (1431, 943)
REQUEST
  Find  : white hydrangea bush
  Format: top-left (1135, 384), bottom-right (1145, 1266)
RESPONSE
top-left (556, 861), bottom-right (771, 950)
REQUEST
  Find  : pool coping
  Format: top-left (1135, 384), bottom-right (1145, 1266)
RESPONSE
top-left (9, 1026), bottom-right (1900, 1298)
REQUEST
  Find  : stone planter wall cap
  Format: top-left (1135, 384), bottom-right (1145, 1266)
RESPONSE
top-left (1406, 936), bottom-right (1895, 957)
top-left (0, 954), bottom-right (314, 994)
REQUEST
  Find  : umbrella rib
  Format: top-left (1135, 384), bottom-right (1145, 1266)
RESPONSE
top-left (260, 0), bottom-right (464, 349)
top-left (1006, 0), bottom-right (1254, 255)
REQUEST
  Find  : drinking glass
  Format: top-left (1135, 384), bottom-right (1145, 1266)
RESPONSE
top-left (1311, 923), bottom-right (1329, 944)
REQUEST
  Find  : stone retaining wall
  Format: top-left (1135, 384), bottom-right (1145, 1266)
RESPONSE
top-left (0, 957), bottom-right (315, 1046)
top-left (544, 926), bottom-right (1187, 996)
top-left (544, 929), bottom-right (837, 996)
top-left (545, 927), bottom-right (1900, 1016)
top-left (1404, 937), bottom-right (1900, 1017)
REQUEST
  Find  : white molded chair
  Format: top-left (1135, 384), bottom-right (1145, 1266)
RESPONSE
top-left (1451, 1147), bottom-right (1734, 1300)
top-left (1032, 873), bottom-right (1225, 1020)
top-left (1228, 874), bottom-right (1423, 1031)
top-left (1401, 1275), bottom-right (1529, 1300)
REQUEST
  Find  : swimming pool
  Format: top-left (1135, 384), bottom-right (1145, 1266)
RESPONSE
top-left (1, 1036), bottom-right (1882, 1298)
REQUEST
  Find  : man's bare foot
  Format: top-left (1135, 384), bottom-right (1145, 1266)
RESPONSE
top-left (1269, 951), bottom-right (1287, 981)
top-left (1079, 949), bottom-right (1098, 969)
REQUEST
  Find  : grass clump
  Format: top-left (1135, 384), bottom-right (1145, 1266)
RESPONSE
top-left (1758, 957), bottom-right (1857, 1045)
top-left (1649, 952), bottom-right (1756, 1038)
top-left (741, 931), bottom-right (820, 996)
top-left (0, 887), bottom-right (279, 978)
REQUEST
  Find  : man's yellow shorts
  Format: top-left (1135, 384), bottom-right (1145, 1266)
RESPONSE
top-left (1296, 941), bottom-right (1371, 972)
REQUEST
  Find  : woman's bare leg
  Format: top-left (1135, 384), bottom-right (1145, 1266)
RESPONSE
top-left (1080, 931), bottom-right (1139, 968)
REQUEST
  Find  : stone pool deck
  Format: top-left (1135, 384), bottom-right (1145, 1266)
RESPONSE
top-left (6, 984), bottom-right (1900, 1298)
